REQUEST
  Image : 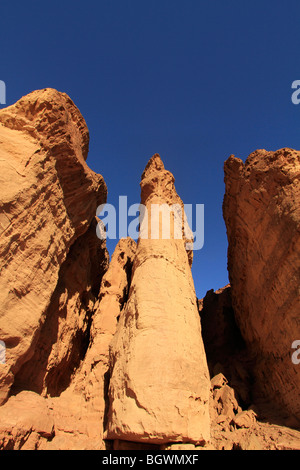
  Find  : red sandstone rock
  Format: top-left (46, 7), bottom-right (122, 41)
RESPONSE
top-left (0, 391), bottom-right (54, 450)
top-left (199, 285), bottom-right (253, 406)
top-left (106, 154), bottom-right (211, 446)
top-left (0, 89), bottom-right (108, 405)
top-left (0, 91), bottom-right (299, 451)
top-left (209, 371), bottom-right (300, 450)
top-left (53, 237), bottom-right (137, 449)
top-left (0, 90), bottom-right (109, 449)
top-left (223, 148), bottom-right (300, 424)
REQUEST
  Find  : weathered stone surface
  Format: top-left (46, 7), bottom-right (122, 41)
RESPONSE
top-left (0, 89), bottom-right (111, 449)
top-left (106, 154), bottom-right (211, 445)
top-left (11, 218), bottom-right (108, 398)
top-left (209, 371), bottom-right (300, 450)
top-left (0, 89), bottom-right (108, 404)
top-left (233, 410), bottom-right (257, 429)
top-left (1, 91), bottom-right (299, 451)
top-left (0, 391), bottom-right (54, 450)
top-left (223, 148), bottom-right (300, 423)
top-left (199, 286), bottom-right (253, 406)
top-left (53, 237), bottom-right (137, 450)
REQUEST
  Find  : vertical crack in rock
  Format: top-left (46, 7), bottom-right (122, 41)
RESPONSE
top-left (11, 218), bottom-right (108, 398)
top-left (65, 237), bottom-right (137, 448)
top-left (105, 154), bottom-right (211, 446)
top-left (1, 88), bottom-right (299, 450)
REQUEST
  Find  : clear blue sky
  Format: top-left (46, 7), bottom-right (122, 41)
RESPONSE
top-left (1, 1), bottom-right (299, 298)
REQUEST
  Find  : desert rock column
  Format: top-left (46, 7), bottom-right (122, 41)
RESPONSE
top-left (106, 154), bottom-right (211, 445)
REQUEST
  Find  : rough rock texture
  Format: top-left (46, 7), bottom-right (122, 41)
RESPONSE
top-left (106, 154), bottom-right (211, 445)
top-left (11, 219), bottom-right (108, 398)
top-left (199, 286), bottom-right (253, 407)
top-left (0, 89), bottom-right (110, 449)
top-left (161, 370), bottom-right (300, 451)
top-left (1, 91), bottom-right (299, 450)
top-left (209, 372), bottom-right (300, 450)
top-left (198, 287), bottom-right (300, 450)
top-left (53, 237), bottom-right (137, 450)
top-left (223, 148), bottom-right (300, 424)
top-left (0, 391), bottom-right (55, 450)
top-left (0, 235), bottom-right (136, 450)
top-left (0, 89), bottom-right (108, 405)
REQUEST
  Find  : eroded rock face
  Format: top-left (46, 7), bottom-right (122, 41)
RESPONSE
top-left (209, 372), bottom-right (300, 450)
top-left (106, 155), bottom-right (211, 445)
top-left (223, 148), bottom-right (300, 423)
top-left (10, 218), bottom-right (109, 398)
top-left (55, 237), bottom-right (137, 450)
top-left (1, 91), bottom-right (299, 450)
top-left (199, 286), bottom-right (253, 407)
top-left (0, 237), bottom-right (136, 450)
top-left (0, 89), bottom-right (111, 449)
top-left (0, 89), bottom-right (108, 404)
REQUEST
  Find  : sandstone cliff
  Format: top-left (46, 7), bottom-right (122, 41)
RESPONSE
top-left (105, 155), bottom-right (211, 446)
top-left (0, 89), bottom-right (110, 449)
top-left (223, 148), bottom-right (300, 425)
top-left (0, 89), bottom-right (109, 406)
top-left (0, 90), bottom-right (299, 450)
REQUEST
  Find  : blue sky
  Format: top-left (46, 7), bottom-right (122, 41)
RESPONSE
top-left (1, 1), bottom-right (299, 298)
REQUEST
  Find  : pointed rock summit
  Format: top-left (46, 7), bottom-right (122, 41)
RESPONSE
top-left (105, 155), bottom-right (211, 446)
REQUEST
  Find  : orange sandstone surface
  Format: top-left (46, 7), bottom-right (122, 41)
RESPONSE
top-left (0, 90), bottom-right (299, 450)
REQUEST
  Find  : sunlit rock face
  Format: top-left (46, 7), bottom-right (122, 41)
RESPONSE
top-left (106, 154), bottom-right (211, 446)
top-left (223, 148), bottom-right (300, 422)
top-left (0, 88), bottom-right (299, 450)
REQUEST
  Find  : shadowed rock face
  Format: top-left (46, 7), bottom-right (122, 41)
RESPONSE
top-left (223, 148), bottom-right (300, 423)
top-left (106, 154), bottom-right (211, 446)
top-left (199, 286), bottom-right (252, 408)
top-left (61, 237), bottom-right (137, 448)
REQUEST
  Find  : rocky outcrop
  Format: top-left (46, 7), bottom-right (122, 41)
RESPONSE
top-left (209, 372), bottom-right (300, 450)
top-left (105, 154), bottom-right (211, 446)
top-left (0, 90), bottom-right (299, 450)
top-left (0, 89), bottom-right (108, 405)
top-left (199, 286), bottom-right (253, 407)
top-left (52, 237), bottom-right (137, 450)
top-left (0, 89), bottom-right (110, 449)
top-left (223, 148), bottom-right (300, 424)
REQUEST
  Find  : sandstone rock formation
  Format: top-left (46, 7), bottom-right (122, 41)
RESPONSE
top-left (199, 286), bottom-right (253, 407)
top-left (0, 89), bottom-right (108, 405)
top-left (53, 237), bottom-right (137, 449)
top-left (0, 89), bottom-right (110, 449)
top-left (105, 154), bottom-right (211, 446)
top-left (0, 237), bottom-right (136, 451)
top-left (223, 148), bottom-right (300, 425)
top-left (209, 372), bottom-right (300, 450)
top-left (0, 90), bottom-right (299, 450)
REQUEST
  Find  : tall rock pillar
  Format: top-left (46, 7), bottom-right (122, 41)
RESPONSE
top-left (106, 154), bottom-right (211, 445)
